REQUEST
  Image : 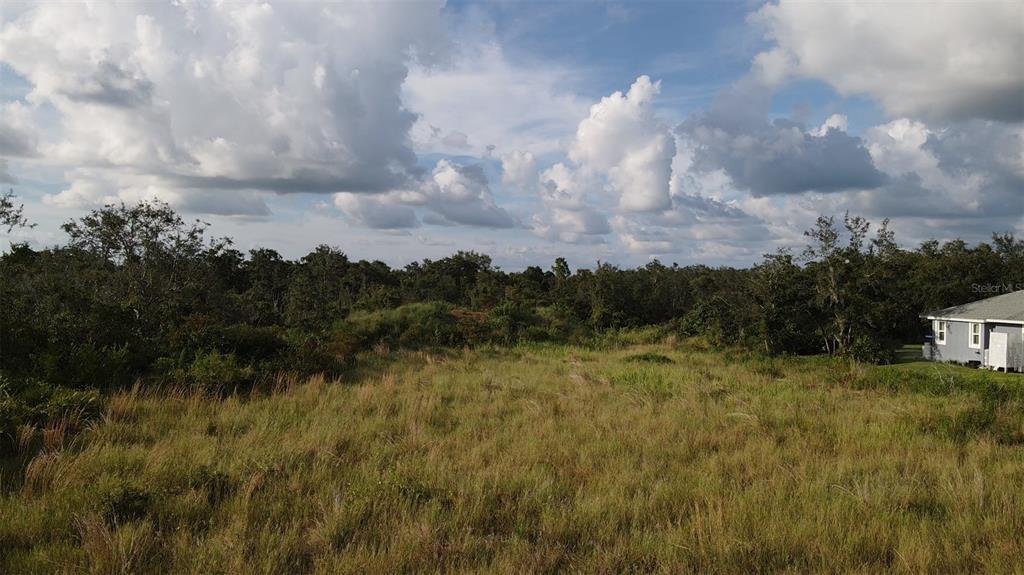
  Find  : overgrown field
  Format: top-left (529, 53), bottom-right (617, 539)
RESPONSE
top-left (2, 341), bottom-right (1023, 573)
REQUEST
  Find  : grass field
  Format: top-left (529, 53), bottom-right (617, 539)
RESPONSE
top-left (2, 341), bottom-right (1023, 574)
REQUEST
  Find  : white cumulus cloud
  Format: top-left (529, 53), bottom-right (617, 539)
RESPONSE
top-left (500, 151), bottom-right (539, 190)
top-left (752, 0), bottom-right (1024, 122)
top-left (570, 75), bottom-right (675, 212)
top-left (422, 160), bottom-right (517, 228)
top-left (1, 1), bottom-right (448, 212)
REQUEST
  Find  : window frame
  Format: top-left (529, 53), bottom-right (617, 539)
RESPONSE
top-left (935, 320), bottom-right (947, 345)
top-left (968, 322), bottom-right (982, 349)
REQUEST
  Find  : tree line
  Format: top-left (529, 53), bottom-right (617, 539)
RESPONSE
top-left (2, 195), bottom-right (1023, 447)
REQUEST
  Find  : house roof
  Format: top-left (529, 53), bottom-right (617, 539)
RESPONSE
top-left (925, 289), bottom-right (1024, 323)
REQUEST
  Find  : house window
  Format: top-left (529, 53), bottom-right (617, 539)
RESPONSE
top-left (935, 321), bottom-right (947, 345)
top-left (969, 323), bottom-right (982, 349)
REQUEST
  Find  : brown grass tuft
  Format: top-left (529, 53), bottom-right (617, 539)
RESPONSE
top-left (75, 514), bottom-right (154, 575)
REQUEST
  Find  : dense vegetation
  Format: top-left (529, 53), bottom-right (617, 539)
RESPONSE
top-left (2, 195), bottom-right (1023, 452)
top-left (2, 342), bottom-right (1022, 573)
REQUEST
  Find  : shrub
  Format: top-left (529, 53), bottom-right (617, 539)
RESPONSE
top-left (33, 344), bottom-right (135, 390)
top-left (335, 302), bottom-right (465, 352)
top-left (0, 374), bottom-right (103, 455)
top-left (845, 335), bottom-right (897, 365)
top-left (186, 351), bottom-right (254, 389)
top-left (484, 302), bottom-right (541, 345)
top-left (43, 387), bottom-right (103, 421)
top-left (535, 305), bottom-right (587, 342)
top-left (167, 317), bottom-right (287, 363)
top-left (259, 332), bottom-right (347, 379)
top-left (210, 324), bottom-right (288, 361)
top-left (676, 297), bottom-right (740, 346)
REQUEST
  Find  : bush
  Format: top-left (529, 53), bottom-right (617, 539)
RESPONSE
top-left (535, 305), bottom-right (588, 342)
top-left (211, 324), bottom-right (288, 361)
top-left (259, 332), bottom-right (347, 379)
top-left (0, 374), bottom-right (103, 455)
top-left (186, 351), bottom-right (254, 389)
top-left (33, 344), bottom-right (135, 390)
top-left (676, 298), bottom-right (744, 347)
top-left (845, 335), bottom-right (897, 365)
top-left (43, 387), bottom-right (103, 420)
top-left (333, 301), bottom-right (584, 352)
top-left (335, 302), bottom-right (465, 352)
top-left (167, 317), bottom-right (287, 363)
top-left (484, 302), bottom-right (541, 345)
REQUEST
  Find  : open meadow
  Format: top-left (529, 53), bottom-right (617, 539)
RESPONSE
top-left (4, 0), bottom-right (1024, 572)
top-left (2, 340), bottom-right (1023, 574)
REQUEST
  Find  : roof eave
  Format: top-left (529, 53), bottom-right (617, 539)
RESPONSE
top-left (923, 315), bottom-right (1024, 325)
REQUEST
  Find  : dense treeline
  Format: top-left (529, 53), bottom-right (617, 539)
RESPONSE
top-left (2, 197), bottom-right (1023, 449)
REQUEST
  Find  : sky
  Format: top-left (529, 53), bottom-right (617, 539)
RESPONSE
top-left (1, 0), bottom-right (1022, 270)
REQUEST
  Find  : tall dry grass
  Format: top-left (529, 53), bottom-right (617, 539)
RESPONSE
top-left (1, 343), bottom-right (1022, 573)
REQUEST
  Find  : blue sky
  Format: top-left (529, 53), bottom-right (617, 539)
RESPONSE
top-left (441, 1), bottom-right (885, 131)
top-left (1, 1), bottom-right (1021, 269)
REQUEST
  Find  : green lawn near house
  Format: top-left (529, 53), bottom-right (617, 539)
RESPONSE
top-left (893, 343), bottom-right (1023, 384)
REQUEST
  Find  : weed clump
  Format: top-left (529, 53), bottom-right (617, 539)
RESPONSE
top-left (610, 367), bottom-right (674, 402)
top-left (625, 353), bottom-right (674, 364)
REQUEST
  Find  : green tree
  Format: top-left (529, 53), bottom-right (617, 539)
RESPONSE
top-left (0, 190), bottom-right (34, 233)
top-left (752, 251), bottom-right (820, 355)
top-left (284, 245), bottom-right (352, 330)
top-left (241, 248), bottom-right (293, 325)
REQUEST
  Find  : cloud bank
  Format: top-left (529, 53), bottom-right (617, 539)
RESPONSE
top-left (1, 0), bottom-right (1020, 266)
top-left (753, 1), bottom-right (1024, 122)
top-left (1, 1), bottom-right (447, 212)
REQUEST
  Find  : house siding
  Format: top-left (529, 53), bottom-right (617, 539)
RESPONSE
top-left (925, 320), bottom-right (983, 364)
top-left (923, 320), bottom-right (1024, 370)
